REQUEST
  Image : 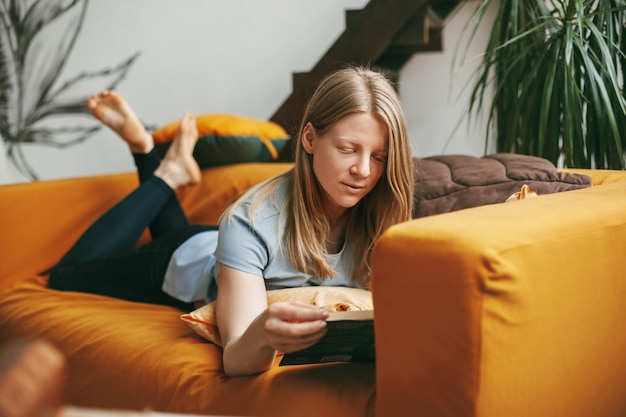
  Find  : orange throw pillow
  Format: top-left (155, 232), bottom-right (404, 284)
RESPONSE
top-left (181, 286), bottom-right (373, 346)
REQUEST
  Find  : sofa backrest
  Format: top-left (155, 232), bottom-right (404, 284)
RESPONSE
top-left (413, 154), bottom-right (593, 217)
top-left (0, 163), bottom-right (292, 290)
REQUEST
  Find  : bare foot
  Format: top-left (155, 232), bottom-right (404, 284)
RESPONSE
top-left (154, 112), bottom-right (201, 189)
top-left (86, 90), bottom-right (153, 154)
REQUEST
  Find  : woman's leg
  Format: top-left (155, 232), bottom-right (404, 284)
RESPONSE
top-left (54, 96), bottom-right (200, 265)
top-left (49, 224), bottom-right (215, 311)
top-left (48, 175), bottom-right (197, 309)
top-left (86, 91), bottom-right (193, 238)
top-left (49, 177), bottom-right (202, 310)
top-left (132, 149), bottom-right (190, 238)
top-left (52, 175), bottom-right (179, 267)
top-left (49, 98), bottom-right (202, 309)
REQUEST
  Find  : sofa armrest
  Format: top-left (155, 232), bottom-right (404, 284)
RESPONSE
top-left (560, 168), bottom-right (626, 185)
top-left (371, 179), bottom-right (626, 417)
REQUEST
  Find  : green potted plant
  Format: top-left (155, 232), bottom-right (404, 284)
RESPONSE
top-left (464, 0), bottom-right (626, 169)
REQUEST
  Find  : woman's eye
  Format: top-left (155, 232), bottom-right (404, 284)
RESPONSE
top-left (339, 147), bottom-right (355, 154)
top-left (373, 154), bottom-right (388, 163)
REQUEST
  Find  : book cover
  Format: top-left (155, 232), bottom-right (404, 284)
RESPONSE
top-left (279, 310), bottom-right (375, 366)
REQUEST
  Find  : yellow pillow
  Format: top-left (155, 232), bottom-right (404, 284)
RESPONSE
top-left (180, 286), bottom-right (373, 346)
top-left (152, 113), bottom-right (288, 161)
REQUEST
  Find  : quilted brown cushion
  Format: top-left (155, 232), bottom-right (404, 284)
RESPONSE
top-left (413, 154), bottom-right (592, 218)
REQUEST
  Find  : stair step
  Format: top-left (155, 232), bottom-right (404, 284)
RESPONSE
top-left (391, 10), bottom-right (428, 47)
top-left (345, 9), bottom-right (364, 28)
top-left (374, 8), bottom-right (444, 71)
top-left (271, 0), bottom-right (461, 136)
top-left (430, 0), bottom-right (460, 21)
top-left (376, 27), bottom-right (443, 70)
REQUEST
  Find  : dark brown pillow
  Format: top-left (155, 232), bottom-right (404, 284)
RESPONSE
top-left (413, 154), bottom-right (592, 218)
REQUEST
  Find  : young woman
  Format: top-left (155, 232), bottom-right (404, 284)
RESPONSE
top-left (48, 66), bottom-right (415, 376)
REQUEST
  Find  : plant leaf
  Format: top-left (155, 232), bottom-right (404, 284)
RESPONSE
top-left (26, 51), bottom-right (141, 125)
top-left (0, 27), bottom-right (11, 140)
top-left (460, 0), bottom-right (626, 169)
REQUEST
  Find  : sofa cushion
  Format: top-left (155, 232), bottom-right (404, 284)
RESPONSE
top-left (0, 276), bottom-right (375, 416)
top-left (181, 286), bottom-right (373, 346)
top-left (413, 153), bottom-right (592, 217)
top-left (151, 113), bottom-right (289, 168)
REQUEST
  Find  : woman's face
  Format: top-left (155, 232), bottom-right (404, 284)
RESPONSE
top-left (302, 112), bottom-right (388, 221)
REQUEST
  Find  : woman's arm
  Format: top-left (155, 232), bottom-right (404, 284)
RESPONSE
top-left (216, 264), bottom-right (329, 377)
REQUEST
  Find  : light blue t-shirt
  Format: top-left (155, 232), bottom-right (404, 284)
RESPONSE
top-left (162, 178), bottom-right (359, 303)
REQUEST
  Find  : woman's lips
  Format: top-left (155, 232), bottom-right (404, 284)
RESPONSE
top-left (342, 182), bottom-right (365, 193)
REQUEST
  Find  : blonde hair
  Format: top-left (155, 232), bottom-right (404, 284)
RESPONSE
top-left (226, 65), bottom-right (415, 287)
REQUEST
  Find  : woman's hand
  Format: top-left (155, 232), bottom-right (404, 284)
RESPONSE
top-left (216, 264), bottom-right (330, 376)
top-left (260, 301), bottom-right (329, 354)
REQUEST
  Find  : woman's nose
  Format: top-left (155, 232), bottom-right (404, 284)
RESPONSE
top-left (351, 155), bottom-right (371, 177)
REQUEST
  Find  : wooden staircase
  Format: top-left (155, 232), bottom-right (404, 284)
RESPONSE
top-left (271, 0), bottom-right (460, 151)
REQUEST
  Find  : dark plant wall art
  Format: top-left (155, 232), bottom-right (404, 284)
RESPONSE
top-left (0, 0), bottom-right (140, 180)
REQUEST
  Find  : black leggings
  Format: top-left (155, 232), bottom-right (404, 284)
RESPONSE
top-left (48, 149), bottom-right (216, 311)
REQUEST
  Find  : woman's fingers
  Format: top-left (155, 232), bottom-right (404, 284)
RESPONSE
top-left (263, 302), bottom-right (329, 353)
top-left (267, 326), bottom-right (327, 354)
top-left (268, 301), bottom-right (329, 322)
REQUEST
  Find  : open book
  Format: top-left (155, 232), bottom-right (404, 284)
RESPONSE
top-left (279, 310), bottom-right (374, 366)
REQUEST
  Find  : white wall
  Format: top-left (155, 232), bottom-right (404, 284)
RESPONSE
top-left (401, 1), bottom-right (497, 158)
top-left (0, 0), bottom-right (495, 184)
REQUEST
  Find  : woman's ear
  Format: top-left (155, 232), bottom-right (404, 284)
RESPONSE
top-left (301, 122), bottom-right (316, 154)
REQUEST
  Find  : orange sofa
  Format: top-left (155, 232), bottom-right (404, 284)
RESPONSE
top-left (1, 162), bottom-right (626, 417)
